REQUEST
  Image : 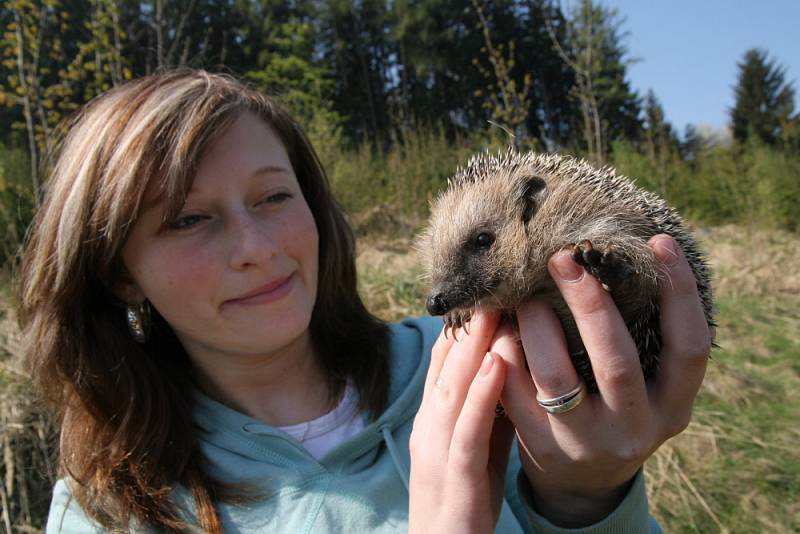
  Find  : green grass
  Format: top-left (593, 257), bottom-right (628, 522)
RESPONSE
top-left (3, 228), bottom-right (799, 531)
top-left (646, 295), bottom-right (800, 533)
top-left (356, 243), bottom-right (427, 322)
top-left (356, 234), bottom-right (800, 533)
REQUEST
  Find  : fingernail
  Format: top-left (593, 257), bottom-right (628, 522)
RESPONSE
top-left (479, 352), bottom-right (494, 376)
top-left (552, 251), bottom-right (584, 282)
top-left (653, 236), bottom-right (679, 267)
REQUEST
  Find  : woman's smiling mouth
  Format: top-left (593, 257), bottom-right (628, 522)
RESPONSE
top-left (225, 274), bottom-right (295, 306)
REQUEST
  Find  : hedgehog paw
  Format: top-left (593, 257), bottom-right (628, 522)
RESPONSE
top-left (570, 240), bottom-right (633, 291)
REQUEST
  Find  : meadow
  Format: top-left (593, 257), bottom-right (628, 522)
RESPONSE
top-left (2, 1), bottom-right (799, 529)
top-left (356, 222), bottom-right (800, 533)
top-left (0, 134), bottom-right (798, 531)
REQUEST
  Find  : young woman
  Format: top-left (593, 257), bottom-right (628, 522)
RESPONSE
top-left (18, 70), bottom-right (711, 533)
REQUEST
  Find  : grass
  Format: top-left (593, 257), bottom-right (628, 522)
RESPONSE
top-left (355, 225), bottom-right (800, 533)
top-left (647, 293), bottom-right (800, 533)
top-left (1, 224), bottom-right (798, 532)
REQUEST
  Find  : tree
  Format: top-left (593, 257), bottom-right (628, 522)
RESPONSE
top-left (681, 124), bottom-right (708, 164)
top-left (516, 0), bottom-right (579, 150)
top-left (730, 48), bottom-right (796, 146)
top-left (245, 17), bottom-right (344, 172)
top-left (316, 0), bottom-right (394, 147)
top-left (642, 90), bottom-right (678, 157)
top-left (641, 89), bottom-right (680, 197)
top-left (546, 0), bottom-right (641, 162)
top-left (470, 0), bottom-right (532, 147)
top-left (62, 0), bottom-right (132, 101)
top-left (0, 0), bottom-right (74, 203)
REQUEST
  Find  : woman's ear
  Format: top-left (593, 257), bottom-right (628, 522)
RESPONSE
top-left (112, 267), bottom-right (146, 304)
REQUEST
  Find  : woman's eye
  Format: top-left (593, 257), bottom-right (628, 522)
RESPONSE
top-left (256, 192), bottom-right (293, 207)
top-left (264, 192), bottom-right (292, 204)
top-left (169, 214), bottom-right (208, 230)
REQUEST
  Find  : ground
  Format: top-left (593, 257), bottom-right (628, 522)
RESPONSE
top-left (1, 224), bottom-right (798, 532)
top-left (356, 223), bottom-right (800, 534)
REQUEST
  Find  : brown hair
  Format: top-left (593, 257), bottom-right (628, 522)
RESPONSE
top-left (17, 69), bottom-right (389, 532)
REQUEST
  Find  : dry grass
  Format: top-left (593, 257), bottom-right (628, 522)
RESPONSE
top-left (700, 224), bottom-right (800, 299)
top-left (356, 224), bottom-right (800, 533)
top-left (1, 224), bottom-right (798, 532)
top-left (0, 297), bottom-right (57, 533)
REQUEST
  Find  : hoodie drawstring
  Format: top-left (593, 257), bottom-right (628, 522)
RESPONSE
top-left (380, 425), bottom-right (409, 491)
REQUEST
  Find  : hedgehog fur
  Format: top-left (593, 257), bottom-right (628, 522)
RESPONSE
top-left (420, 149), bottom-right (714, 392)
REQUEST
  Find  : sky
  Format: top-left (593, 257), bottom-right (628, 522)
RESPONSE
top-left (601, 0), bottom-right (799, 137)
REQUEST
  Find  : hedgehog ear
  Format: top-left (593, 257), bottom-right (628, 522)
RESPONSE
top-left (518, 175), bottom-right (547, 223)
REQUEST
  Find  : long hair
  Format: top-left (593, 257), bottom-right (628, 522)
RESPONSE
top-left (17, 70), bottom-right (389, 532)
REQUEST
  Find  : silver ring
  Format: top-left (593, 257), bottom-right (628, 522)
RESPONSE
top-left (536, 382), bottom-right (585, 414)
top-left (434, 376), bottom-right (444, 390)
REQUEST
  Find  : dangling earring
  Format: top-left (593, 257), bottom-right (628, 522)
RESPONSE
top-left (126, 301), bottom-right (151, 343)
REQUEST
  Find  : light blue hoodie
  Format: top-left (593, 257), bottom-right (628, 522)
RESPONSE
top-left (47, 317), bottom-right (660, 533)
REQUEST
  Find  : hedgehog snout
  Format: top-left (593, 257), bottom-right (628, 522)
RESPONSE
top-left (426, 293), bottom-right (450, 316)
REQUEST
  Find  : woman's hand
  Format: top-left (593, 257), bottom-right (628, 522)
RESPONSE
top-left (498, 234), bottom-right (713, 527)
top-left (409, 312), bottom-right (517, 534)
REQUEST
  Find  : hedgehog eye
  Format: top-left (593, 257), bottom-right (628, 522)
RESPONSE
top-left (474, 232), bottom-right (495, 249)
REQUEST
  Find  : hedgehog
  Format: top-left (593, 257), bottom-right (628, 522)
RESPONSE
top-left (420, 150), bottom-right (714, 392)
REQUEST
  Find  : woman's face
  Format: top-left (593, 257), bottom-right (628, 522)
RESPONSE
top-left (119, 112), bottom-right (319, 362)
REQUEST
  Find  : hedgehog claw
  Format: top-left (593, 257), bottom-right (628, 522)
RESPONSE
top-left (442, 309), bottom-right (474, 340)
top-left (569, 239), bottom-right (632, 291)
top-left (572, 240), bottom-right (602, 267)
top-left (443, 313), bottom-right (459, 339)
top-left (442, 316), bottom-right (451, 338)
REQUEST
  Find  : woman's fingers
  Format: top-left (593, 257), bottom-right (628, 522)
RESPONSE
top-left (423, 324), bottom-right (456, 401)
top-left (419, 311), bottom-right (501, 457)
top-left (648, 235), bottom-right (711, 435)
top-left (448, 352), bottom-right (507, 479)
top-left (547, 251), bottom-right (648, 419)
top-left (491, 318), bottom-right (536, 420)
top-left (485, 321), bottom-right (546, 470)
top-left (409, 316), bottom-right (514, 534)
top-left (495, 236), bottom-right (711, 528)
top-left (516, 300), bottom-right (583, 414)
top-left (435, 311), bottom-right (500, 408)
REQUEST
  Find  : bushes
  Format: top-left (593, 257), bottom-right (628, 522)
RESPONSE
top-left (0, 129), bottom-right (797, 277)
top-left (329, 128), bottom-right (799, 237)
top-left (328, 126), bottom-right (478, 223)
top-left (612, 138), bottom-right (800, 232)
top-left (744, 142), bottom-right (800, 231)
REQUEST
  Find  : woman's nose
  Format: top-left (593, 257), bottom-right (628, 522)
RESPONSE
top-left (228, 213), bottom-right (278, 269)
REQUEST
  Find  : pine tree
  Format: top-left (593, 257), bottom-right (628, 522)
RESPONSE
top-left (681, 124), bottom-right (708, 164)
top-left (245, 16), bottom-right (344, 173)
top-left (642, 89), bottom-right (678, 158)
top-left (641, 90), bottom-right (680, 197)
top-left (730, 48), bottom-right (796, 146)
top-left (316, 0), bottom-right (394, 147)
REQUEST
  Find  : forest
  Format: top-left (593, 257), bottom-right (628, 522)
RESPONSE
top-left (1, 0), bottom-right (799, 531)
top-left (2, 0), bottom-right (798, 256)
